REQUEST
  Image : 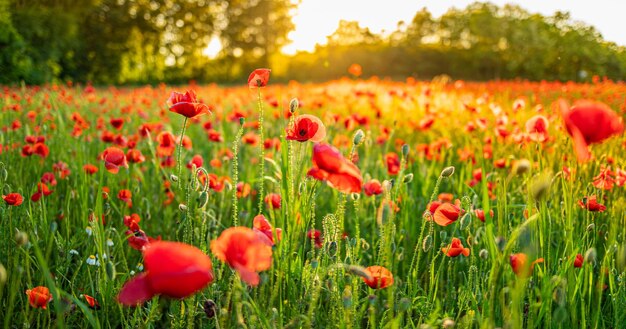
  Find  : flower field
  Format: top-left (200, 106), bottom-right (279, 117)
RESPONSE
top-left (1, 72), bottom-right (626, 328)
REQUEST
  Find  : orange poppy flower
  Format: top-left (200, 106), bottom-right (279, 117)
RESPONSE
top-left (248, 69), bottom-right (271, 88)
top-left (362, 266), bottom-right (393, 289)
top-left (25, 286), bottom-right (53, 309)
top-left (510, 253), bottom-right (544, 277)
top-left (578, 195), bottom-right (606, 212)
top-left (102, 147), bottom-right (128, 174)
top-left (117, 241), bottom-right (214, 305)
top-left (83, 294), bottom-right (100, 310)
top-left (2, 193), bottom-right (23, 206)
top-left (156, 132), bottom-right (177, 157)
top-left (441, 238), bottom-right (470, 257)
top-left (210, 227), bottom-right (273, 286)
top-left (348, 63), bottom-right (362, 77)
top-left (286, 114), bottom-right (326, 142)
top-left (307, 143), bottom-right (363, 194)
top-left (559, 99), bottom-right (624, 162)
top-left (83, 164), bottom-right (98, 175)
top-left (253, 215), bottom-right (282, 246)
top-left (126, 149), bottom-right (146, 164)
top-left (167, 90), bottom-right (210, 118)
top-left (432, 202), bottom-right (462, 226)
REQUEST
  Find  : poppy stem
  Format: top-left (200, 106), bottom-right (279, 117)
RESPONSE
top-left (256, 89), bottom-right (265, 215)
top-left (177, 117), bottom-right (188, 189)
top-left (232, 122), bottom-right (245, 226)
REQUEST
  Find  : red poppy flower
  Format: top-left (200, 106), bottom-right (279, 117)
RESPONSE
top-left (2, 193), bottom-right (23, 206)
top-left (525, 115), bottom-right (549, 142)
top-left (307, 143), bottom-right (363, 194)
top-left (156, 132), bottom-right (177, 157)
top-left (474, 209), bottom-right (494, 222)
top-left (187, 154), bottom-right (203, 169)
top-left (441, 238), bottom-right (470, 257)
top-left (83, 294), bottom-right (100, 310)
top-left (348, 63), bottom-right (362, 77)
top-left (510, 253), bottom-right (543, 277)
top-left (123, 213), bottom-right (141, 231)
top-left (385, 152), bottom-right (400, 175)
top-left (31, 183), bottom-right (53, 202)
top-left (247, 69), bottom-right (271, 88)
top-left (25, 286), bottom-right (53, 309)
top-left (110, 118), bottom-right (124, 130)
top-left (253, 215), bottom-right (282, 246)
top-left (578, 195), bottom-right (606, 212)
top-left (83, 164), bottom-right (98, 175)
top-left (559, 99), bottom-right (624, 162)
top-left (264, 193), bottom-right (281, 209)
top-left (363, 179), bottom-right (383, 196)
top-left (117, 241), bottom-right (214, 305)
top-left (102, 147), bottom-right (128, 174)
top-left (432, 202), bottom-right (462, 226)
top-left (236, 182), bottom-right (251, 198)
top-left (286, 114), bottom-right (326, 142)
top-left (362, 266), bottom-right (393, 289)
top-left (307, 229), bottom-right (323, 248)
top-left (126, 149), bottom-right (146, 164)
top-left (117, 189), bottom-right (132, 208)
top-left (125, 229), bottom-right (159, 251)
top-left (167, 90), bottom-right (210, 118)
top-left (210, 227), bottom-right (273, 286)
top-left (574, 254), bottom-right (583, 268)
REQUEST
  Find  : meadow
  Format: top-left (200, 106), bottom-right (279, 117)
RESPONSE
top-left (1, 71), bottom-right (625, 328)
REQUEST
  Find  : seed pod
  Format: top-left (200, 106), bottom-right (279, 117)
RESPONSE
top-left (289, 98), bottom-right (299, 113)
top-left (401, 144), bottom-right (410, 157)
top-left (441, 166), bottom-right (455, 177)
top-left (197, 191), bottom-right (209, 208)
top-left (422, 235), bottom-right (433, 252)
top-left (0, 262), bottom-right (6, 285)
top-left (15, 231), bottom-right (28, 247)
top-left (353, 129), bottom-right (365, 145)
top-left (106, 261), bottom-right (116, 280)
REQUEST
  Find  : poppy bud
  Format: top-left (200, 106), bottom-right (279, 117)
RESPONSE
top-left (106, 261), bottom-right (116, 280)
top-left (239, 117), bottom-right (245, 126)
top-left (382, 180), bottom-right (392, 193)
top-left (398, 297), bottom-right (411, 311)
top-left (289, 98), bottom-right (299, 113)
top-left (346, 265), bottom-right (371, 279)
top-left (15, 231), bottom-right (28, 247)
top-left (584, 248), bottom-right (597, 264)
top-left (495, 236), bottom-right (506, 251)
top-left (0, 168), bottom-right (7, 182)
top-left (440, 166), bottom-right (455, 177)
top-left (103, 202), bottom-right (111, 216)
top-left (617, 244), bottom-right (626, 272)
top-left (203, 299), bottom-right (217, 318)
top-left (586, 223), bottom-right (595, 231)
top-left (422, 235), bottom-right (433, 252)
top-left (439, 231), bottom-right (447, 240)
top-left (459, 213), bottom-right (471, 230)
top-left (530, 173), bottom-right (551, 201)
top-left (342, 287), bottom-right (352, 308)
top-left (328, 241), bottom-right (338, 256)
top-left (403, 173), bottom-right (414, 183)
top-left (401, 144), bottom-right (409, 157)
top-left (0, 262), bottom-right (6, 285)
top-left (513, 159), bottom-right (531, 175)
top-left (351, 193), bottom-right (360, 201)
top-left (197, 191), bottom-right (209, 208)
top-left (170, 174), bottom-right (179, 183)
top-left (353, 129), bottom-right (365, 145)
top-left (179, 204), bottom-right (188, 212)
top-left (479, 249), bottom-right (489, 259)
top-left (443, 318), bottom-right (455, 328)
top-left (377, 202), bottom-right (392, 226)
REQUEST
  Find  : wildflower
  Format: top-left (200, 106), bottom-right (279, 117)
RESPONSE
top-left (385, 152), bottom-right (400, 175)
top-left (307, 143), bottom-right (363, 194)
top-left (432, 202), bottom-right (463, 226)
top-left (82, 294), bottom-right (100, 310)
top-left (362, 266), bottom-right (393, 289)
top-left (83, 164), bottom-right (98, 175)
top-left (441, 238), bottom-right (470, 257)
top-left (264, 193), bottom-right (281, 209)
top-left (117, 189), bottom-right (132, 208)
top-left (156, 132), bottom-right (177, 157)
top-left (574, 254), bottom-right (584, 268)
top-left (2, 193), bottom-right (23, 206)
top-left (210, 227), bottom-right (272, 286)
top-left (286, 114), bottom-right (326, 142)
top-left (363, 179), bottom-right (383, 196)
top-left (474, 209), bottom-right (494, 222)
top-left (101, 147), bottom-right (128, 174)
top-left (525, 115), bottom-right (549, 142)
top-left (348, 63), bottom-right (362, 77)
top-left (248, 69), bottom-right (271, 88)
top-left (86, 255), bottom-right (99, 266)
top-left (126, 149), bottom-right (146, 164)
top-left (25, 286), bottom-right (53, 309)
top-left (559, 99), bottom-right (624, 162)
top-left (307, 229), bottom-right (323, 248)
top-left (253, 215), bottom-right (282, 246)
top-left (117, 241), bottom-right (214, 305)
top-left (167, 90), bottom-right (210, 118)
top-left (510, 253), bottom-right (544, 277)
top-left (578, 195), bottom-right (606, 212)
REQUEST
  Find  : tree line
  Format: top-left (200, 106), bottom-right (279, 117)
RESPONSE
top-left (1, 1), bottom-right (625, 85)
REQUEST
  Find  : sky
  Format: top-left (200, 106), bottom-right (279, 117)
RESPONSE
top-left (281, 0), bottom-right (626, 54)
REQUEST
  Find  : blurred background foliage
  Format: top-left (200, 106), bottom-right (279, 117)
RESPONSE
top-left (1, 0), bottom-right (625, 85)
